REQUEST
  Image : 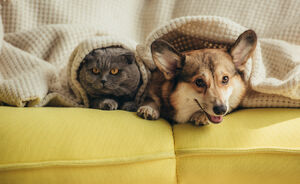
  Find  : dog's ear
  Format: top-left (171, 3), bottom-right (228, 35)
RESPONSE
top-left (151, 40), bottom-right (185, 80)
top-left (230, 30), bottom-right (257, 71)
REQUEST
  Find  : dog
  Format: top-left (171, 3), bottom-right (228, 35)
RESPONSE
top-left (137, 30), bottom-right (257, 125)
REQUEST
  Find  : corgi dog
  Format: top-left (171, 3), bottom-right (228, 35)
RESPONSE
top-left (137, 30), bottom-right (257, 125)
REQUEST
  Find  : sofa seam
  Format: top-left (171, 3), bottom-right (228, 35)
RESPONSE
top-left (171, 125), bottom-right (179, 184)
top-left (0, 152), bottom-right (176, 171)
top-left (175, 147), bottom-right (300, 157)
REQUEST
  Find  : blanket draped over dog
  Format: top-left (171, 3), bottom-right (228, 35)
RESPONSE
top-left (0, 0), bottom-right (299, 108)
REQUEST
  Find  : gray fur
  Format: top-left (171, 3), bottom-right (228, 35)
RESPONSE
top-left (78, 47), bottom-right (141, 111)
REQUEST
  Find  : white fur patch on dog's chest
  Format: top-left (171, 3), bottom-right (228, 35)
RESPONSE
top-left (170, 83), bottom-right (201, 124)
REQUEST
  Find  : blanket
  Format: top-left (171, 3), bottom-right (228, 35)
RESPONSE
top-left (0, 0), bottom-right (299, 108)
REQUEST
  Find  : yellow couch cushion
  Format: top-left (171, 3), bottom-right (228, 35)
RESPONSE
top-left (0, 107), bottom-right (176, 184)
top-left (174, 108), bottom-right (300, 184)
top-left (1, 107), bottom-right (300, 184)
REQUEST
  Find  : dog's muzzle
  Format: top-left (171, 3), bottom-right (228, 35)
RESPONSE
top-left (194, 99), bottom-right (224, 124)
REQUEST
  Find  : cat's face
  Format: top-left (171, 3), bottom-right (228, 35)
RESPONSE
top-left (78, 47), bottom-right (141, 97)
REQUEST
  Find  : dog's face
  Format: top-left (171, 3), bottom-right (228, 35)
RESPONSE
top-left (151, 30), bottom-right (257, 124)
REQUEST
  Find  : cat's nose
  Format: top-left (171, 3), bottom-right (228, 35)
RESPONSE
top-left (101, 80), bottom-right (106, 84)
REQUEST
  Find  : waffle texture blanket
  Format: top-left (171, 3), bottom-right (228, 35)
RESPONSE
top-left (0, 0), bottom-right (299, 107)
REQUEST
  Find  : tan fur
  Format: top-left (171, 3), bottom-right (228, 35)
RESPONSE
top-left (137, 30), bottom-right (257, 125)
top-left (171, 82), bottom-right (200, 123)
top-left (177, 49), bottom-right (241, 116)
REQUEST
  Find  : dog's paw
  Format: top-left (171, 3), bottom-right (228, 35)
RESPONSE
top-left (190, 111), bottom-right (209, 126)
top-left (98, 99), bottom-right (118, 110)
top-left (137, 106), bottom-right (160, 120)
top-left (121, 101), bottom-right (137, 112)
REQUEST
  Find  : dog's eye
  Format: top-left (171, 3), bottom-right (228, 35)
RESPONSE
top-left (195, 78), bottom-right (206, 88)
top-left (222, 76), bottom-right (229, 84)
top-left (92, 67), bottom-right (100, 75)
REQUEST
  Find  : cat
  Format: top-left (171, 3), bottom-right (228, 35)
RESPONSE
top-left (78, 47), bottom-right (141, 112)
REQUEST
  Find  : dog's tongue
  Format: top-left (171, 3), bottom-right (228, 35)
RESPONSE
top-left (208, 115), bottom-right (223, 124)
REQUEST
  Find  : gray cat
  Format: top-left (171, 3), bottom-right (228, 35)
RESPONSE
top-left (78, 47), bottom-right (141, 111)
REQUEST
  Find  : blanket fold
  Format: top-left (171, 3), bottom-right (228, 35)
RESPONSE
top-left (0, 23), bottom-right (112, 107)
top-left (137, 16), bottom-right (300, 108)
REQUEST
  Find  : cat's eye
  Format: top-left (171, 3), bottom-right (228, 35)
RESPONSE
top-left (110, 68), bottom-right (119, 75)
top-left (92, 67), bottom-right (100, 74)
top-left (222, 76), bottom-right (229, 84)
top-left (195, 78), bottom-right (206, 88)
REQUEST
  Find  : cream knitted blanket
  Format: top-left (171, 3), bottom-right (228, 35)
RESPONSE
top-left (0, 0), bottom-right (299, 108)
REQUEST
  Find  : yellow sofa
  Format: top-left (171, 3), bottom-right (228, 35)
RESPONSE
top-left (0, 107), bottom-right (299, 184)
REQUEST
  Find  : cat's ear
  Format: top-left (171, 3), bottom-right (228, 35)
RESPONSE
top-left (84, 52), bottom-right (96, 62)
top-left (122, 52), bottom-right (135, 64)
top-left (91, 48), bottom-right (101, 56)
top-left (230, 30), bottom-right (257, 71)
top-left (151, 39), bottom-right (185, 80)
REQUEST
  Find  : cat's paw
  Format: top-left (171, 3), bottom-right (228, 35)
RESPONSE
top-left (98, 99), bottom-right (118, 110)
top-left (137, 106), bottom-right (160, 120)
top-left (121, 101), bottom-right (137, 112)
top-left (190, 111), bottom-right (209, 126)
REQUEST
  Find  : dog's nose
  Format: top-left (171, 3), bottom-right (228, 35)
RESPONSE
top-left (213, 105), bottom-right (227, 115)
